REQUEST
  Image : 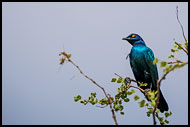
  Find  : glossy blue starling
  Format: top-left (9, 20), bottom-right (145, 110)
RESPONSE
top-left (122, 33), bottom-right (168, 113)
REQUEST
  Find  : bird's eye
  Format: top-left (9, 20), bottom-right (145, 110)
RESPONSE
top-left (132, 34), bottom-right (135, 38)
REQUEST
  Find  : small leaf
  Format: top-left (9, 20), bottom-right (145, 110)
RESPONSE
top-left (179, 63), bottom-right (185, 68)
top-left (171, 49), bottom-right (176, 52)
top-left (173, 45), bottom-right (178, 49)
top-left (165, 112), bottom-right (170, 118)
top-left (127, 91), bottom-right (132, 95)
top-left (155, 109), bottom-right (160, 114)
top-left (139, 82), bottom-right (148, 87)
top-left (67, 54), bottom-right (72, 58)
top-left (115, 93), bottom-right (120, 99)
top-left (165, 119), bottom-right (169, 124)
top-left (169, 111), bottom-right (172, 116)
top-left (146, 112), bottom-right (151, 117)
top-left (134, 94), bottom-right (140, 101)
top-left (153, 58), bottom-right (158, 65)
top-left (120, 112), bottom-right (124, 115)
top-left (74, 95), bottom-right (81, 102)
top-left (158, 116), bottom-right (164, 122)
top-left (168, 55), bottom-right (174, 59)
top-left (124, 98), bottom-right (130, 102)
top-left (138, 100), bottom-right (145, 107)
top-left (121, 93), bottom-right (127, 99)
top-left (119, 100), bottom-right (122, 104)
top-left (160, 61), bottom-right (167, 67)
top-left (111, 78), bottom-right (117, 82)
top-left (117, 77), bottom-right (122, 83)
top-left (91, 92), bottom-right (96, 97)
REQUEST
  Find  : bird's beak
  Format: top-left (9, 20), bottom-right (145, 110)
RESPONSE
top-left (122, 37), bottom-right (130, 40)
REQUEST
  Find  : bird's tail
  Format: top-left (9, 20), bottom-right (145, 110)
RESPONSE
top-left (157, 90), bottom-right (169, 113)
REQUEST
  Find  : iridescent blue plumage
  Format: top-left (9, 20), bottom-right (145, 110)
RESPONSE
top-left (123, 33), bottom-right (168, 113)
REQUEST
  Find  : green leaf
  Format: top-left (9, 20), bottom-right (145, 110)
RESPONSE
top-left (160, 61), bottom-right (168, 67)
top-left (119, 105), bottom-right (124, 111)
top-left (111, 78), bottom-right (117, 82)
top-left (115, 93), bottom-right (120, 99)
top-left (138, 100), bottom-right (145, 107)
top-left (130, 89), bottom-right (136, 94)
top-left (185, 41), bottom-right (188, 49)
top-left (165, 111), bottom-right (172, 117)
top-left (164, 64), bottom-right (173, 73)
top-left (134, 94), bottom-right (140, 101)
top-left (139, 82), bottom-right (148, 87)
top-left (173, 45), bottom-right (178, 49)
top-left (74, 95), bottom-right (81, 102)
top-left (165, 112), bottom-right (170, 118)
top-left (120, 112), bottom-right (124, 115)
top-left (146, 112), bottom-right (151, 117)
top-left (153, 58), bottom-right (158, 65)
top-left (124, 98), bottom-right (130, 102)
top-left (179, 63), bottom-right (185, 68)
top-left (118, 100), bottom-right (122, 104)
top-left (169, 111), bottom-right (172, 116)
top-left (158, 116), bottom-right (164, 122)
top-left (116, 88), bottom-right (120, 92)
top-left (165, 119), bottom-right (169, 124)
top-left (168, 54), bottom-right (174, 59)
top-left (127, 91), bottom-right (132, 95)
top-left (155, 109), bottom-right (160, 114)
top-left (121, 93), bottom-right (127, 99)
top-left (146, 109), bottom-right (152, 117)
top-left (113, 104), bottom-right (120, 111)
top-left (91, 92), bottom-right (96, 97)
top-left (171, 49), bottom-right (176, 52)
top-left (117, 77), bottom-right (122, 83)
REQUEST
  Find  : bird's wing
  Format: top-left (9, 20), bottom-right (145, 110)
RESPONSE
top-left (145, 48), bottom-right (159, 90)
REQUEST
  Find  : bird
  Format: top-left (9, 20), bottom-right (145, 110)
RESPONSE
top-left (122, 33), bottom-right (168, 113)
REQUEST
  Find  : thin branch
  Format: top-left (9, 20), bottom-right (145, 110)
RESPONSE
top-left (96, 105), bottom-right (108, 108)
top-left (176, 6), bottom-right (187, 44)
top-left (174, 42), bottom-right (188, 55)
top-left (114, 73), bottom-right (137, 83)
top-left (64, 57), bottom-right (118, 125)
top-left (112, 74), bottom-right (144, 103)
top-left (167, 60), bottom-right (183, 64)
top-left (152, 7), bottom-right (188, 125)
top-left (152, 64), bottom-right (180, 125)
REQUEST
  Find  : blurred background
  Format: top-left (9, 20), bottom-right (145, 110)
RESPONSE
top-left (2, 2), bottom-right (188, 125)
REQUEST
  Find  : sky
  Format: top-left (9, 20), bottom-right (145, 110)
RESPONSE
top-left (2, 2), bottom-right (188, 125)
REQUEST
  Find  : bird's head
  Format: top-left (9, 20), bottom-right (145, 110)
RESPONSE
top-left (122, 33), bottom-right (145, 46)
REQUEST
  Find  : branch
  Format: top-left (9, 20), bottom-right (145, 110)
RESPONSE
top-left (59, 52), bottom-right (118, 125)
top-left (152, 7), bottom-right (188, 125)
top-left (152, 63), bottom-right (181, 125)
top-left (113, 74), bottom-right (144, 103)
top-left (176, 6), bottom-right (187, 44)
top-left (167, 60), bottom-right (183, 64)
top-left (174, 42), bottom-right (188, 55)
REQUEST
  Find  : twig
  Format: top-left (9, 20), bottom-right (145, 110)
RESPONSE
top-left (174, 42), bottom-right (188, 55)
top-left (176, 6), bottom-right (187, 44)
top-left (152, 64), bottom-right (179, 125)
top-left (66, 58), bottom-right (118, 125)
top-left (112, 74), bottom-right (144, 103)
top-left (114, 73), bottom-right (137, 83)
top-left (152, 7), bottom-right (188, 125)
top-left (168, 60), bottom-right (182, 64)
top-left (96, 105), bottom-right (108, 108)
